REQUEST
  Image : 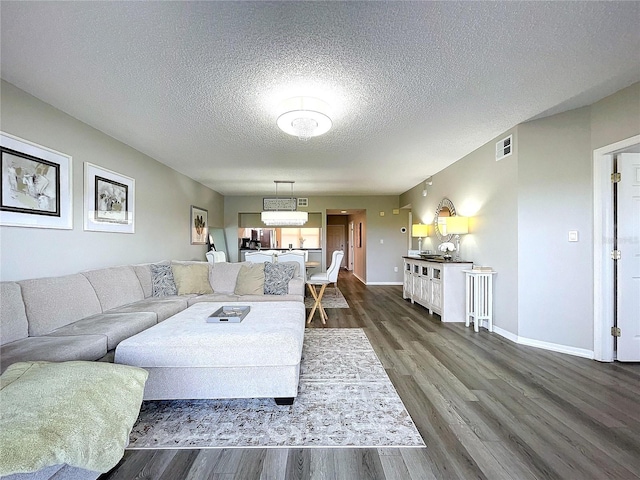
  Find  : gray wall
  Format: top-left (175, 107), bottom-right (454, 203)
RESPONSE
top-left (399, 128), bottom-right (519, 335)
top-left (517, 107), bottom-right (593, 348)
top-left (400, 81), bottom-right (640, 352)
top-left (591, 82), bottom-right (640, 150)
top-left (224, 195), bottom-right (408, 284)
top-left (0, 80), bottom-right (224, 281)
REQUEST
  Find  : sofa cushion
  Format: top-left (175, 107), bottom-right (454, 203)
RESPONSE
top-left (0, 336), bottom-right (107, 374)
top-left (187, 293), bottom-right (241, 306)
top-left (187, 293), bottom-right (304, 306)
top-left (209, 261), bottom-right (247, 294)
top-left (48, 312), bottom-right (157, 350)
top-left (171, 263), bottom-right (212, 295)
top-left (132, 263), bottom-right (154, 298)
top-left (264, 262), bottom-right (296, 295)
top-left (107, 297), bottom-right (189, 323)
top-left (234, 262), bottom-right (265, 296)
top-left (151, 263), bottom-right (177, 297)
top-left (82, 266), bottom-right (145, 312)
top-left (18, 274), bottom-right (103, 337)
top-left (0, 282), bottom-right (28, 346)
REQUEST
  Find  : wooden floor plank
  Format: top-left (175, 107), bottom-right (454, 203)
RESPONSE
top-left (99, 271), bottom-right (640, 480)
top-left (259, 449), bottom-right (288, 480)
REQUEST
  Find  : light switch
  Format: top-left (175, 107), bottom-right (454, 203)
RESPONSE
top-left (568, 230), bottom-right (579, 242)
top-left (379, 211), bottom-right (385, 216)
top-left (380, 239), bottom-right (384, 244)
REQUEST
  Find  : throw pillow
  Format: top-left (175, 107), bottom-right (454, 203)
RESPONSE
top-left (151, 263), bottom-right (177, 297)
top-left (171, 263), bottom-right (213, 295)
top-left (210, 262), bottom-right (246, 294)
top-left (264, 262), bottom-right (296, 295)
top-left (234, 262), bottom-right (265, 295)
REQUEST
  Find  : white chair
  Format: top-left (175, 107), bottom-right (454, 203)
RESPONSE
top-left (205, 251), bottom-right (227, 263)
top-left (244, 251), bottom-right (276, 264)
top-left (289, 249), bottom-right (309, 261)
top-left (277, 251), bottom-right (307, 282)
top-left (306, 250), bottom-right (344, 324)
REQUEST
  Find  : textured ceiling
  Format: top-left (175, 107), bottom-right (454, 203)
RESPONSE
top-left (1, 1), bottom-right (639, 196)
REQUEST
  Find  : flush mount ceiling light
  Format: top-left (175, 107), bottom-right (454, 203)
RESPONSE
top-left (277, 97), bottom-right (332, 141)
top-left (261, 181), bottom-right (308, 226)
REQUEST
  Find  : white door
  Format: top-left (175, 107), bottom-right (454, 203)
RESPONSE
top-left (617, 153), bottom-right (640, 361)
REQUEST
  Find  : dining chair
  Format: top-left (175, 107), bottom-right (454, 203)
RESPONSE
top-left (289, 249), bottom-right (309, 261)
top-left (276, 251), bottom-right (307, 282)
top-left (244, 251), bottom-right (276, 264)
top-left (205, 251), bottom-right (227, 263)
top-left (306, 250), bottom-right (344, 324)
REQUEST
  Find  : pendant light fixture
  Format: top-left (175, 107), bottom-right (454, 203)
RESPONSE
top-left (261, 181), bottom-right (308, 226)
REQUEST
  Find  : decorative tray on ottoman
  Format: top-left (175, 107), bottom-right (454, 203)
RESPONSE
top-left (207, 305), bottom-right (251, 323)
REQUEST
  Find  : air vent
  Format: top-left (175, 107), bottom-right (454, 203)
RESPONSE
top-left (297, 198), bottom-right (308, 207)
top-left (496, 134), bottom-right (513, 161)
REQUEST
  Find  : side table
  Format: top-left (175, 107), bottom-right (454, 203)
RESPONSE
top-left (463, 270), bottom-right (496, 332)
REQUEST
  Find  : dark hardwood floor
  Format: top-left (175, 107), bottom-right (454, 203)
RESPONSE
top-left (102, 271), bottom-right (640, 479)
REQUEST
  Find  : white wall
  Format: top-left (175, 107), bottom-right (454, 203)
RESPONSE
top-left (0, 80), bottom-right (224, 281)
top-left (224, 195), bottom-right (408, 284)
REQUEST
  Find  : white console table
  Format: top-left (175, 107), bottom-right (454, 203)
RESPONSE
top-left (403, 257), bottom-right (472, 322)
top-left (463, 270), bottom-right (497, 332)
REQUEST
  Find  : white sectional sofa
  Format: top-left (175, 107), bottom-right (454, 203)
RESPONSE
top-left (0, 259), bottom-right (305, 480)
top-left (0, 260), bottom-right (304, 374)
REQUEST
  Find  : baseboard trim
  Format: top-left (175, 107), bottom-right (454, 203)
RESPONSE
top-left (366, 282), bottom-right (403, 286)
top-left (353, 273), bottom-right (366, 285)
top-left (491, 324), bottom-right (594, 359)
top-left (517, 336), bottom-right (594, 359)
top-left (492, 325), bottom-right (518, 343)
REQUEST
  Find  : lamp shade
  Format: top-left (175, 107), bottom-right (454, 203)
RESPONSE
top-left (445, 216), bottom-right (468, 235)
top-left (411, 223), bottom-right (430, 238)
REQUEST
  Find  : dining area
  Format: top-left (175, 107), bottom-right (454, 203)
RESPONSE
top-left (243, 249), bottom-right (344, 324)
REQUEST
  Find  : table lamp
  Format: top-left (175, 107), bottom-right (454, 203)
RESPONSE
top-left (411, 223), bottom-right (430, 253)
top-left (445, 216), bottom-right (469, 261)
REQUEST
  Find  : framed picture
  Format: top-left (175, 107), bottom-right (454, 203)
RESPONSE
top-left (358, 222), bottom-right (363, 248)
top-left (191, 205), bottom-right (208, 244)
top-left (84, 162), bottom-right (135, 233)
top-left (0, 132), bottom-right (72, 229)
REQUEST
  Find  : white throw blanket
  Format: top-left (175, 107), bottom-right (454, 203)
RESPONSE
top-left (0, 361), bottom-right (148, 476)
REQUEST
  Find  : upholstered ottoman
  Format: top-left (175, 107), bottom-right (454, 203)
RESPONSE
top-left (114, 302), bottom-right (305, 404)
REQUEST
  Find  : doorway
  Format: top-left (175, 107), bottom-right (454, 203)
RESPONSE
top-left (326, 225), bottom-right (346, 268)
top-left (593, 134), bottom-right (640, 362)
top-left (348, 221), bottom-right (355, 271)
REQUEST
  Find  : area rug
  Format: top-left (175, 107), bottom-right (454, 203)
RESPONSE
top-left (127, 329), bottom-right (424, 449)
top-left (304, 287), bottom-right (349, 309)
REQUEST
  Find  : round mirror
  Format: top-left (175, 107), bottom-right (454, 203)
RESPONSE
top-left (433, 197), bottom-right (456, 242)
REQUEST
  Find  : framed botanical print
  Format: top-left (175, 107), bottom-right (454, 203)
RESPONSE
top-left (84, 162), bottom-right (135, 233)
top-left (0, 132), bottom-right (72, 229)
top-left (191, 205), bottom-right (208, 244)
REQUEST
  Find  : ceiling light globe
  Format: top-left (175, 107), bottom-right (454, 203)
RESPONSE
top-left (277, 97), bottom-right (332, 140)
